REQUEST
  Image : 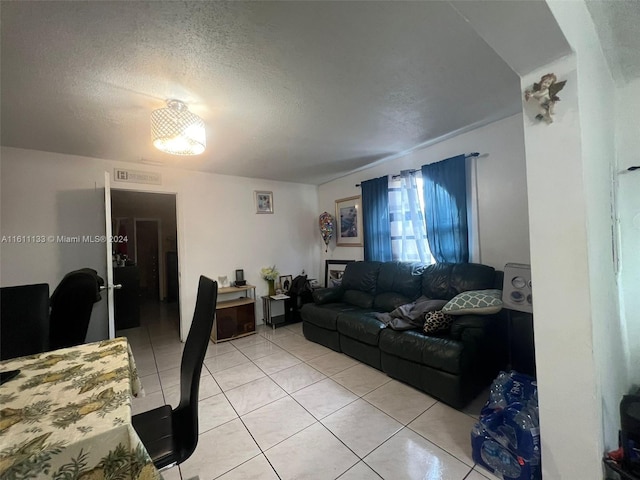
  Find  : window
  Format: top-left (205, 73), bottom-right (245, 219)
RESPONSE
top-left (388, 171), bottom-right (434, 264)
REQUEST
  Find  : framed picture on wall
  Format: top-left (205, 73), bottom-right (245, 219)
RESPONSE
top-left (335, 196), bottom-right (362, 246)
top-left (255, 191), bottom-right (274, 214)
top-left (325, 260), bottom-right (355, 288)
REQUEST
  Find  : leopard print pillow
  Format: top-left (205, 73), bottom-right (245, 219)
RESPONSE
top-left (423, 310), bottom-right (455, 334)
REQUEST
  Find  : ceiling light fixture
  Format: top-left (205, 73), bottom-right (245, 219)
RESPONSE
top-left (151, 99), bottom-right (205, 155)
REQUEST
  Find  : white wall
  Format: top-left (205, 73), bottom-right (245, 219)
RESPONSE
top-left (0, 147), bottom-right (320, 341)
top-left (616, 77), bottom-right (640, 384)
top-left (521, 0), bottom-right (625, 475)
top-left (318, 114), bottom-right (530, 274)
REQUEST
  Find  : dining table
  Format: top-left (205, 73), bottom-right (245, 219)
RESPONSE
top-left (0, 337), bottom-right (161, 480)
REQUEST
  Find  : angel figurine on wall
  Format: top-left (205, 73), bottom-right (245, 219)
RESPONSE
top-left (524, 73), bottom-right (566, 124)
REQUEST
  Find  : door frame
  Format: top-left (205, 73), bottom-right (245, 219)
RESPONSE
top-left (110, 188), bottom-right (183, 339)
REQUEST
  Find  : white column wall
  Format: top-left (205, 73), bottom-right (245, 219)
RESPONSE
top-left (615, 78), bottom-right (640, 383)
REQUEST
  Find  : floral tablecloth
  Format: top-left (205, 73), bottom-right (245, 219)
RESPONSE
top-left (0, 337), bottom-right (160, 480)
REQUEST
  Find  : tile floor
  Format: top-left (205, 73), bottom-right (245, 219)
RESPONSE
top-left (120, 302), bottom-right (500, 480)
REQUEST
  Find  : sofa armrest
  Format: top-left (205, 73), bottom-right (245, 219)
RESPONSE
top-left (312, 287), bottom-right (344, 305)
top-left (449, 314), bottom-right (507, 367)
top-left (449, 314), bottom-right (496, 339)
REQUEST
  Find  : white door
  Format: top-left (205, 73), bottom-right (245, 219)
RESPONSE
top-left (103, 172), bottom-right (120, 338)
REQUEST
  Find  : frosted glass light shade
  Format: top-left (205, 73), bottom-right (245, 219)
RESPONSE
top-left (151, 100), bottom-right (205, 155)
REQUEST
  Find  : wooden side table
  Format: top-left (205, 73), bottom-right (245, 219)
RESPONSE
top-left (212, 285), bottom-right (256, 343)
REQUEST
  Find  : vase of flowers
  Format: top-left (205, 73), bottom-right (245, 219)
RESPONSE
top-left (260, 265), bottom-right (279, 296)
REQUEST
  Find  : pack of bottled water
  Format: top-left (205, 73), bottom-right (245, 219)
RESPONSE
top-left (471, 371), bottom-right (541, 480)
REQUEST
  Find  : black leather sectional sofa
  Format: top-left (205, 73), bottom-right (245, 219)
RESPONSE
top-left (301, 261), bottom-right (507, 408)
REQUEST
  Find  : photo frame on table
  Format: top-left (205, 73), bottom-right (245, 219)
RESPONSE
top-left (279, 275), bottom-right (293, 292)
top-left (325, 260), bottom-right (355, 288)
top-left (255, 191), bottom-right (274, 214)
top-left (335, 196), bottom-right (362, 246)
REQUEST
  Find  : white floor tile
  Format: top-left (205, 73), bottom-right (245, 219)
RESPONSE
top-left (284, 322), bottom-right (304, 335)
top-left (338, 461), bottom-right (383, 479)
top-left (204, 340), bottom-right (238, 359)
top-left (363, 379), bottom-right (436, 425)
top-left (252, 350), bottom-right (301, 375)
top-left (241, 396), bottom-right (316, 451)
top-left (215, 454), bottom-right (279, 480)
top-left (213, 362), bottom-right (265, 391)
top-left (257, 325), bottom-right (295, 341)
top-left (198, 393), bottom-right (238, 434)
top-left (162, 373), bottom-right (221, 408)
top-left (154, 350), bottom-right (183, 372)
top-left (234, 338), bottom-right (284, 360)
top-left (331, 363), bottom-right (391, 396)
top-left (408, 401), bottom-right (477, 466)
top-left (139, 373), bottom-right (161, 394)
top-left (292, 378), bottom-right (358, 420)
top-left (203, 350), bottom-right (250, 374)
top-left (225, 376), bottom-right (287, 416)
top-left (322, 399), bottom-right (402, 458)
top-left (265, 422), bottom-right (359, 480)
top-left (160, 465), bottom-right (181, 480)
top-left (123, 303), bottom-right (499, 480)
top-left (270, 333), bottom-right (309, 351)
top-left (179, 418), bottom-right (260, 480)
top-left (269, 362), bottom-right (326, 393)
top-left (307, 351), bottom-right (358, 376)
top-left (287, 341), bottom-right (333, 362)
top-left (364, 428), bottom-right (472, 480)
top-left (134, 352), bottom-right (158, 377)
top-left (131, 390), bottom-right (165, 415)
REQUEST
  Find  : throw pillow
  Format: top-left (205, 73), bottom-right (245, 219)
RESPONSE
top-left (423, 310), bottom-right (455, 334)
top-left (442, 289), bottom-right (503, 315)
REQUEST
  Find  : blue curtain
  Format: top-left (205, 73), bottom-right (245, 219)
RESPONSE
top-left (361, 175), bottom-right (392, 262)
top-left (421, 155), bottom-right (469, 263)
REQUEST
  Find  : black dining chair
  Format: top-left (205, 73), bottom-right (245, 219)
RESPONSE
top-left (132, 276), bottom-right (217, 470)
top-left (0, 283), bottom-right (50, 360)
top-left (49, 268), bottom-right (104, 350)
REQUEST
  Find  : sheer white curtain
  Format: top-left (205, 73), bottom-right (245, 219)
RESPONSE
top-left (388, 170), bottom-right (433, 263)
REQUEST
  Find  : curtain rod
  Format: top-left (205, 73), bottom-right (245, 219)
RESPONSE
top-left (355, 152), bottom-right (481, 187)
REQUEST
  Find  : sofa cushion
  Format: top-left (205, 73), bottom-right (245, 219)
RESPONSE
top-left (421, 336), bottom-right (465, 375)
top-left (379, 329), bottom-right (424, 363)
top-left (442, 289), bottom-right (503, 315)
top-left (337, 312), bottom-right (386, 346)
top-left (377, 262), bottom-right (424, 298)
top-left (423, 310), bottom-right (455, 333)
top-left (301, 303), bottom-right (362, 331)
top-left (449, 263), bottom-right (496, 297)
top-left (343, 290), bottom-right (375, 309)
top-left (373, 292), bottom-right (414, 312)
top-left (342, 261), bottom-right (381, 294)
top-left (421, 263), bottom-right (454, 299)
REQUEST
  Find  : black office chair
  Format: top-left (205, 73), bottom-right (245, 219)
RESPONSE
top-left (0, 283), bottom-right (50, 360)
top-left (49, 268), bottom-right (104, 350)
top-left (132, 276), bottom-right (217, 469)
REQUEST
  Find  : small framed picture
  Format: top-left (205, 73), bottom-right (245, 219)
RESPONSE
top-left (255, 191), bottom-right (274, 214)
top-left (335, 196), bottom-right (362, 246)
top-left (279, 275), bottom-right (293, 292)
top-left (325, 260), bottom-right (355, 288)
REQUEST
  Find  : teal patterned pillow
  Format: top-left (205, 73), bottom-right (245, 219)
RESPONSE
top-left (442, 289), bottom-right (503, 315)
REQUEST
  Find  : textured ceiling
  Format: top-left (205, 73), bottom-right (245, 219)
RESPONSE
top-left (5, 1), bottom-right (636, 185)
top-left (586, 0), bottom-right (640, 85)
top-left (2, 1), bottom-right (524, 184)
